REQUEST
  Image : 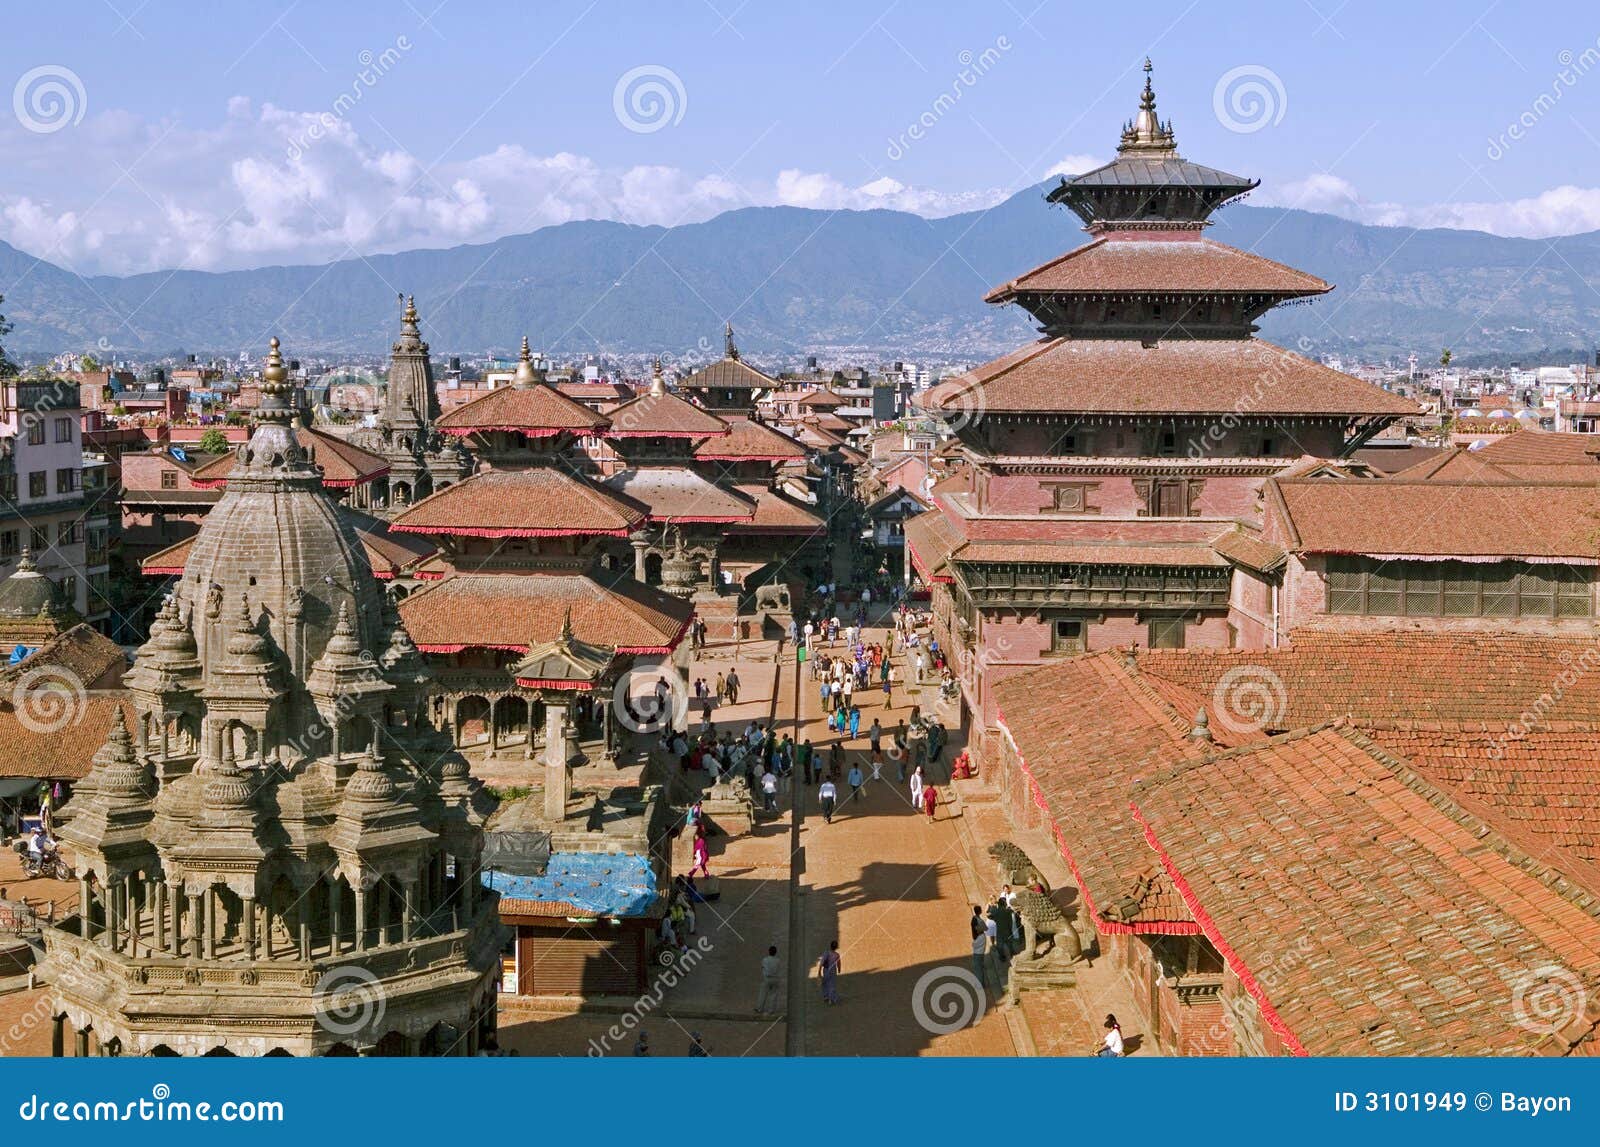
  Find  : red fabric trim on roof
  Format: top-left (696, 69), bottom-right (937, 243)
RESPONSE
top-left (416, 642), bottom-right (526, 654)
top-left (142, 566), bottom-right (183, 576)
top-left (439, 426), bottom-right (567, 437)
top-left (415, 570), bottom-right (445, 580)
top-left (694, 452), bottom-right (792, 461)
top-left (389, 524), bottom-right (631, 538)
top-left (514, 678), bottom-right (595, 691)
top-left (654, 515), bottom-right (753, 524)
top-left (1131, 801), bottom-right (1309, 1055)
top-left (604, 429), bottom-right (726, 439)
top-left (906, 537), bottom-right (954, 586)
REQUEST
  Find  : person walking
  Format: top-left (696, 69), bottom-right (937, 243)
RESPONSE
top-left (970, 910), bottom-right (990, 994)
top-left (817, 940), bottom-right (842, 1005)
top-left (868, 717), bottom-right (881, 753)
top-left (799, 739), bottom-right (815, 785)
top-left (869, 746), bottom-right (884, 783)
top-left (761, 769), bottom-right (779, 813)
top-left (725, 668), bottom-right (741, 705)
top-left (922, 782), bottom-right (939, 822)
top-left (690, 824), bottom-right (711, 878)
top-left (755, 945), bottom-right (782, 1014)
top-left (715, 671), bottom-right (727, 703)
top-left (883, 664), bottom-right (896, 708)
top-left (909, 764), bottom-right (924, 813)
top-left (848, 705), bottom-right (860, 740)
top-left (846, 762), bottom-right (863, 804)
top-left (819, 778), bottom-right (838, 824)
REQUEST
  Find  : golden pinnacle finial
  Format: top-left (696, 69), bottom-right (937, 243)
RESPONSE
top-left (513, 336), bottom-right (539, 387)
top-left (650, 357), bottom-right (666, 396)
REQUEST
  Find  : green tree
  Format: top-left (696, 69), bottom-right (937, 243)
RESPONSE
top-left (1439, 348), bottom-right (1453, 369)
top-left (197, 428), bottom-right (230, 454)
top-left (80, 353), bottom-right (101, 372)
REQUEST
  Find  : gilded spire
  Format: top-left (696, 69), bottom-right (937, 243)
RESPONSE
top-left (650, 357), bottom-right (667, 397)
top-left (725, 321), bottom-right (740, 361)
top-left (257, 336), bottom-right (295, 423)
top-left (1118, 57), bottom-right (1177, 156)
top-left (513, 335), bottom-right (543, 387)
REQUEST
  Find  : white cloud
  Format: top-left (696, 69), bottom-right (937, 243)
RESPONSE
top-left (1257, 174), bottom-right (1600, 239)
top-left (1045, 153), bottom-right (1104, 178)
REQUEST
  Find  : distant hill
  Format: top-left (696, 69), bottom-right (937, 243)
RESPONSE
top-left (2, 186), bottom-right (1597, 364)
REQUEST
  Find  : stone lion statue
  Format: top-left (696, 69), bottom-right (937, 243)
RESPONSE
top-left (1011, 888), bottom-right (1086, 964)
top-left (988, 840), bottom-right (1050, 892)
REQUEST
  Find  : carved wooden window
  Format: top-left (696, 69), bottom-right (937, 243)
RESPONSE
top-left (1325, 556), bottom-right (1593, 619)
top-left (1148, 617), bottom-right (1186, 649)
top-left (1051, 618), bottom-right (1086, 654)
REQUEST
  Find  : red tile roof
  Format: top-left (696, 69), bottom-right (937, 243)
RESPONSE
top-left (1209, 525), bottom-right (1287, 573)
top-left (143, 508), bottom-right (436, 579)
top-left (986, 236), bottom-right (1330, 302)
top-left (389, 468), bottom-right (647, 538)
top-left (1132, 723), bottom-right (1600, 1056)
top-left (436, 382), bottom-right (611, 436)
top-left (728, 484), bottom-right (825, 535)
top-left (921, 338), bottom-right (1418, 417)
top-left (605, 390), bottom-right (730, 439)
top-left (189, 428), bottom-right (389, 489)
top-left (601, 468), bottom-right (755, 523)
top-left (692, 418), bottom-right (808, 461)
top-left (0, 693), bottom-right (132, 780)
top-left (0, 625), bottom-right (126, 692)
top-left (398, 573), bottom-right (692, 653)
top-left (1477, 429), bottom-right (1600, 467)
top-left (681, 357), bottom-right (776, 392)
top-left (1268, 477), bottom-right (1600, 560)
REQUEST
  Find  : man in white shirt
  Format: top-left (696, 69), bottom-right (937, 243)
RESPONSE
top-left (819, 779), bottom-right (837, 824)
top-left (761, 769), bottom-right (779, 812)
top-left (755, 945), bottom-right (782, 1014)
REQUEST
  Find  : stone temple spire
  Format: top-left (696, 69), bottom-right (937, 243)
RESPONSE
top-left (256, 336), bottom-right (295, 424)
top-left (725, 321), bottom-right (740, 361)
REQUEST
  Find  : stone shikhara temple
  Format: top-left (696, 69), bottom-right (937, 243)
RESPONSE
top-left (40, 338), bottom-right (504, 1057)
top-left (908, 61), bottom-right (1415, 761)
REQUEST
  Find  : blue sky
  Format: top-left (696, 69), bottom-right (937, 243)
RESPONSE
top-left (6, 0), bottom-right (1599, 273)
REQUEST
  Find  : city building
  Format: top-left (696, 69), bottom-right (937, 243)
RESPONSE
top-left (0, 377), bottom-right (95, 621)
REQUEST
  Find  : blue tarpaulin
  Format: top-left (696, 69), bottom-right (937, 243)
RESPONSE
top-left (485, 852), bottom-right (657, 918)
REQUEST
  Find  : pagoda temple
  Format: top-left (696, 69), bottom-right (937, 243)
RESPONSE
top-left (679, 323), bottom-right (778, 416)
top-left (389, 340), bottom-right (693, 778)
top-left (907, 61), bottom-right (1416, 762)
top-left (40, 338), bottom-right (502, 1057)
top-left (354, 296), bottom-right (472, 508)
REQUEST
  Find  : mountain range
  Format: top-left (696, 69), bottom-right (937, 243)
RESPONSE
top-left (2, 184), bottom-right (1598, 365)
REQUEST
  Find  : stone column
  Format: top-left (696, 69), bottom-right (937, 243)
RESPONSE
top-left (51, 1014), bottom-right (64, 1058)
top-left (125, 876), bottom-right (139, 956)
top-left (78, 876), bottom-right (92, 940)
top-left (241, 895), bottom-right (256, 958)
top-left (328, 882), bottom-right (342, 955)
top-left (353, 887), bottom-right (368, 952)
top-left (401, 879), bottom-right (416, 943)
top-left (543, 696), bottom-right (570, 823)
top-left (74, 1027), bottom-right (89, 1057)
top-left (202, 889), bottom-right (216, 960)
top-left (168, 885), bottom-right (183, 956)
top-left (298, 896), bottom-right (311, 961)
top-left (103, 881), bottom-right (120, 951)
top-left (154, 882), bottom-right (166, 952)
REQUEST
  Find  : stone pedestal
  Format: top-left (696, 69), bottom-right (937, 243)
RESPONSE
top-left (1006, 950), bottom-right (1079, 1004)
top-left (701, 776), bottom-right (754, 837)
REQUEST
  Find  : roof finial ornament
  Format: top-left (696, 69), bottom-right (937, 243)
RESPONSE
top-left (558, 607), bottom-right (575, 645)
top-left (401, 293), bottom-right (420, 332)
top-left (725, 321), bottom-right (739, 362)
top-left (650, 357), bottom-right (667, 397)
top-left (513, 335), bottom-right (540, 387)
top-left (257, 336), bottom-right (295, 422)
top-left (1119, 57), bottom-right (1176, 156)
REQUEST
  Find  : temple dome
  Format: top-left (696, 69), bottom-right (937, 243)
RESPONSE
top-left (0, 550), bottom-right (61, 619)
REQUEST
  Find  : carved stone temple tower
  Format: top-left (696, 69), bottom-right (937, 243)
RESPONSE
top-left (40, 338), bottom-right (503, 1058)
top-left (363, 295), bottom-right (471, 509)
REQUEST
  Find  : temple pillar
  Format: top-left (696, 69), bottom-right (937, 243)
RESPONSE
top-left (154, 882), bottom-right (166, 952)
top-left (401, 878), bottom-right (416, 942)
top-left (488, 697), bottom-right (499, 754)
top-left (354, 887), bottom-right (368, 952)
top-left (78, 876), bottom-right (92, 940)
top-left (51, 1014), bottom-right (64, 1058)
top-left (328, 881), bottom-right (342, 955)
top-left (543, 697), bottom-right (570, 822)
top-left (74, 1027), bottom-right (89, 1058)
top-left (202, 888), bottom-right (216, 960)
top-left (241, 895), bottom-right (256, 958)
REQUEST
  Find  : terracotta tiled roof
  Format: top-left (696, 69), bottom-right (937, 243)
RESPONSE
top-left (728, 483), bottom-right (825, 535)
top-left (143, 508), bottom-right (436, 580)
top-left (1360, 722), bottom-right (1600, 874)
top-left (190, 428), bottom-right (388, 488)
top-left (0, 693), bottom-right (132, 780)
top-left (792, 387), bottom-right (847, 408)
top-left (903, 510), bottom-right (959, 581)
top-left (1135, 630), bottom-right (1600, 729)
top-left (955, 540), bottom-right (1228, 567)
top-left (1132, 723), bottom-right (1600, 1056)
top-left (692, 418), bottom-right (807, 461)
top-left (1477, 429), bottom-right (1600, 467)
top-left (993, 651), bottom-right (1267, 934)
top-left (435, 382), bottom-right (610, 436)
top-left (1269, 477), bottom-right (1600, 560)
top-left (1388, 446), bottom-right (1514, 481)
top-left (390, 468), bottom-right (647, 538)
top-left (398, 573), bottom-right (692, 653)
top-left (555, 380), bottom-right (634, 404)
top-left (0, 624), bottom-right (127, 691)
top-left (1352, 443), bottom-right (1445, 475)
top-left (1209, 526), bottom-right (1287, 573)
top-left (986, 236), bottom-right (1330, 302)
top-left (601, 468), bottom-right (755, 523)
top-left (922, 338), bottom-right (1418, 417)
top-left (605, 390), bottom-right (729, 439)
top-left (681, 357), bottom-right (776, 392)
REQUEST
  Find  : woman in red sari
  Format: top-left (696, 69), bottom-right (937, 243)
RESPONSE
top-left (922, 783), bottom-right (939, 822)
